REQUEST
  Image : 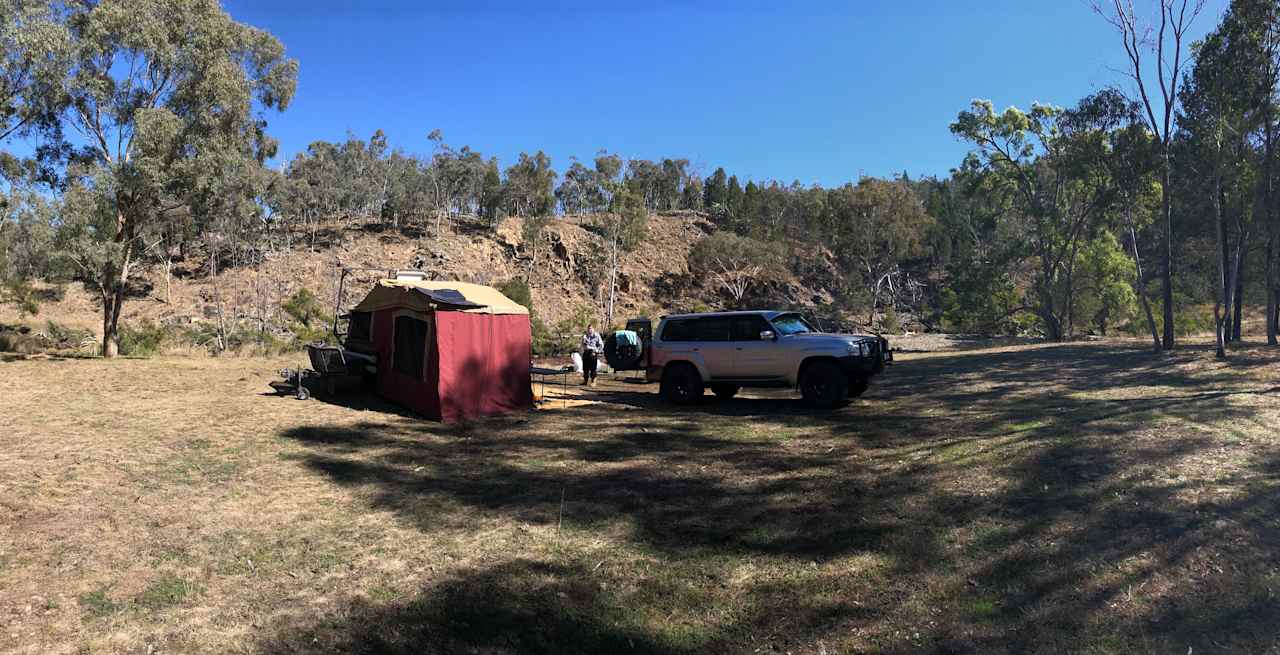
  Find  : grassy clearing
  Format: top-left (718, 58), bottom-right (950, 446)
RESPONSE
top-left (2, 340), bottom-right (1279, 653)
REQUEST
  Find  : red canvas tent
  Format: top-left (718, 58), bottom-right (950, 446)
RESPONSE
top-left (351, 279), bottom-right (533, 422)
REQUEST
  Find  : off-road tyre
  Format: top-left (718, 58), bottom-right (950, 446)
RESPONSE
top-left (800, 361), bottom-right (848, 409)
top-left (660, 363), bottom-right (704, 405)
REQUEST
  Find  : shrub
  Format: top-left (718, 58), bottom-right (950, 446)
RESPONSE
top-left (119, 320), bottom-right (172, 357)
top-left (44, 321), bottom-right (94, 350)
top-left (497, 278), bottom-right (533, 310)
top-left (226, 326), bottom-right (294, 356)
top-left (531, 315), bottom-right (557, 356)
top-left (0, 278), bottom-right (40, 316)
top-left (281, 288), bottom-right (333, 344)
top-left (880, 307), bottom-right (901, 334)
top-left (0, 326), bottom-right (43, 353)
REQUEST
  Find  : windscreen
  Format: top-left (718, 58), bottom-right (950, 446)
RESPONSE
top-left (770, 313), bottom-right (816, 336)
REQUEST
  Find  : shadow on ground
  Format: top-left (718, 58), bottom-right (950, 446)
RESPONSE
top-left (258, 342), bottom-right (1280, 654)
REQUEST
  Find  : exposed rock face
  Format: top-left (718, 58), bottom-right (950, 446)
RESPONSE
top-left (4, 210), bottom-right (870, 340)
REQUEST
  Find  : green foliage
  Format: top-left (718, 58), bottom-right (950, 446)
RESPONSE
top-left (119, 320), bottom-right (173, 357)
top-left (281, 288), bottom-right (333, 344)
top-left (38, 0), bottom-right (297, 357)
top-left (135, 573), bottom-right (198, 611)
top-left (78, 588), bottom-right (122, 618)
top-left (530, 315), bottom-right (557, 356)
top-left (880, 306), bottom-right (901, 334)
top-left (497, 278), bottom-right (559, 356)
top-left (497, 278), bottom-right (533, 310)
top-left (0, 277), bottom-right (38, 315)
top-left (1072, 230), bottom-right (1138, 335)
top-left (44, 320), bottom-right (93, 350)
top-left (689, 232), bottom-right (785, 306)
top-left (536, 304), bottom-right (596, 355)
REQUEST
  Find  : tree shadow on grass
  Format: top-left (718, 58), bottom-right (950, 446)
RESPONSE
top-left (261, 341), bottom-right (1280, 653)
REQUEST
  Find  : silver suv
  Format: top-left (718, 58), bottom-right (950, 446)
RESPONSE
top-left (646, 310), bottom-right (891, 408)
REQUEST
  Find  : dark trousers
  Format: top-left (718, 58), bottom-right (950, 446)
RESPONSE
top-left (582, 351), bottom-right (598, 383)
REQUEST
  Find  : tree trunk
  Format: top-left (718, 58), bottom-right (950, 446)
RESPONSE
top-left (1232, 263), bottom-right (1245, 342)
top-left (164, 246), bottom-right (173, 305)
top-left (1266, 109), bottom-right (1278, 345)
top-left (1213, 160), bottom-right (1228, 359)
top-left (1221, 206), bottom-right (1233, 341)
top-left (1161, 156), bottom-right (1175, 350)
top-left (606, 234), bottom-right (619, 327)
top-left (101, 208), bottom-right (133, 359)
top-left (101, 290), bottom-right (122, 358)
top-left (1126, 206), bottom-right (1161, 352)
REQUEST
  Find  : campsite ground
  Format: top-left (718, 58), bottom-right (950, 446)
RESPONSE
top-left (2, 340), bottom-right (1280, 654)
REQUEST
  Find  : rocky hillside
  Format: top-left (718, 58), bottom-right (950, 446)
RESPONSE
top-left (2, 211), bottom-right (857, 347)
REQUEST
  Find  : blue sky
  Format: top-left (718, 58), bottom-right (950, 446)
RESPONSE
top-left (224, 0), bottom-right (1229, 187)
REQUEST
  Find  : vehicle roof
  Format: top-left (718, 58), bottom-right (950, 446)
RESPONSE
top-left (660, 310), bottom-right (795, 321)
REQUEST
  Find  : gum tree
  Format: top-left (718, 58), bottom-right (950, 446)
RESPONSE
top-left (55, 0), bottom-right (296, 357)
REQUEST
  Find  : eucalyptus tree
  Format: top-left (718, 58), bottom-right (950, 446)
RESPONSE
top-left (555, 159), bottom-right (596, 215)
top-left (503, 151), bottom-right (555, 217)
top-left (1178, 4), bottom-right (1268, 357)
top-left (599, 186), bottom-right (647, 325)
top-left (1094, 0), bottom-right (1208, 350)
top-left (952, 100), bottom-right (1119, 340)
top-left (0, 0), bottom-right (69, 155)
top-left (822, 178), bottom-right (933, 325)
top-left (703, 167), bottom-right (728, 212)
top-left (592, 151), bottom-right (623, 211)
top-left (1, 0), bottom-right (70, 312)
top-left (55, 0), bottom-right (296, 357)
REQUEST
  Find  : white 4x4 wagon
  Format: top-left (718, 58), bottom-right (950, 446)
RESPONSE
top-left (646, 311), bottom-right (891, 408)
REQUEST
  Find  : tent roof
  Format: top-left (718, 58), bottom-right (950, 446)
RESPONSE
top-left (352, 279), bottom-right (529, 316)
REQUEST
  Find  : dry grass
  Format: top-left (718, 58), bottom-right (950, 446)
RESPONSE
top-left (2, 340), bottom-right (1280, 654)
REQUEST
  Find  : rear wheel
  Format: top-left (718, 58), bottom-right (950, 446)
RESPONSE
top-left (711, 383), bottom-right (739, 400)
top-left (848, 378), bottom-right (870, 398)
top-left (800, 361), bottom-right (848, 409)
top-left (660, 363), bottom-right (704, 405)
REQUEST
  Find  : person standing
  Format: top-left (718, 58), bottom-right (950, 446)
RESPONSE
top-left (581, 325), bottom-right (603, 386)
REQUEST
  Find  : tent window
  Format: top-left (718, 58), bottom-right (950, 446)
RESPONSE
top-left (393, 315), bottom-right (430, 380)
top-left (347, 311), bottom-right (372, 342)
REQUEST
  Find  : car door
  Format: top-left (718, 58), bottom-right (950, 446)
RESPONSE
top-left (730, 315), bottom-right (786, 379)
top-left (692, 317), bottom-right (736, 379)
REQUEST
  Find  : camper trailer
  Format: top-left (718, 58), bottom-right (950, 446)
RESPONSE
top-left (348, 279), bottom-right (534, 422)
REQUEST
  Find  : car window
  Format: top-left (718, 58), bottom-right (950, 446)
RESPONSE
top-left (771, 313), bottom-right (816, 336)
top-left (660, 319), bottom-right (695, 341)
top-left (729, 316), bottom-right (772, 341)
top-left (694, 318), bottom-right (731, 342)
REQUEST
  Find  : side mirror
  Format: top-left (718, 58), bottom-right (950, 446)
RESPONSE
top-left (760, 330), bottom-right (777, 341)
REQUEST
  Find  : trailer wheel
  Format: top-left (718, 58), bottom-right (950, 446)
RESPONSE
top-left (295, 385), bottom-right (310, 401)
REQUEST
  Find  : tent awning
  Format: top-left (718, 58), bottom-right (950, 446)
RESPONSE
top-left (352, 279), bottom-right (530, 315)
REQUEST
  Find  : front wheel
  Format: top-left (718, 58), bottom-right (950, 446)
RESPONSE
top-left (711, 384), bottom-right (739, 400)
top-left (660, 363), bottom-right (704, 405)
top-left (800, 362), bottom-right (848, 409)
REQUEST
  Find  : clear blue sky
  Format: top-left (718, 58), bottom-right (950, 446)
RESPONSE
top-left (224, 0), bottom-right (1228, 187)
